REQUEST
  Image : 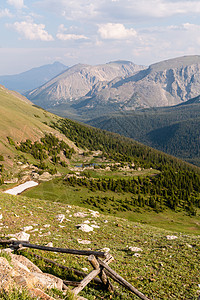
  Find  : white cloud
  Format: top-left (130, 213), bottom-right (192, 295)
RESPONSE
top-left (56, 24), bottom-right (89, 41)
top-left (0, 8), bottom-right (12, 18)
top-left (98, 23), bottom-right (137, 40)
top-left (131, 0), bottom-right (200, 18)
top-left (57, 33), bottom-right (89, 40)
top-left (37, 0), bottom-right (200, 22)
top-left (7, 0), bottom-right (25, 10)
top-left (10, 21), bottom-right (54, 41)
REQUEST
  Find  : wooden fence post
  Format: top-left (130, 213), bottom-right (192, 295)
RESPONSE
top-left (72, 254), bottom-right (113, 295)
top-left (88, 255), bottom-right (114, 293)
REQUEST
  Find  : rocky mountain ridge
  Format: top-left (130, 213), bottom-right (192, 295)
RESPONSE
top-left (75, 55), bottom-right (200, 115)
top-left (25, 61), bottom-right (146, 108)
top-left (24, 55), bottom-right (200, 119)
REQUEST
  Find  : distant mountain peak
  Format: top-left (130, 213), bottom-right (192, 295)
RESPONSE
top-left (0, 62), bottom-right (68, 93)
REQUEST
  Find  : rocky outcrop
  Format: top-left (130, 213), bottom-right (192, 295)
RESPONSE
top-left (25, 55), bottom-right (200, 117)
top-left (0, 250), bottom-right (87, 300)
top-left (76, 55), bottom-right (200, 113)
top-left (25, 61), bottom-right (146, 108)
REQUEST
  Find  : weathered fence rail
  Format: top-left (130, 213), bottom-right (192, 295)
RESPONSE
top-left (0, 239), bottom-right (106, 257)
top-left (0, 239), bottom-right (151, 300)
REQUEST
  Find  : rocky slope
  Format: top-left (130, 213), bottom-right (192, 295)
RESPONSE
top-left (74, 55), bottom-right (200, 115)
top-left (25, 61), bottom-right (146, 108)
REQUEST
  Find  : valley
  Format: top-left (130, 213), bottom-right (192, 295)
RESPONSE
top-left (0, 59), bottom-right (199, 299)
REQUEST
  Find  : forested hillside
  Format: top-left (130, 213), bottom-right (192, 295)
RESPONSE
top-left (87, 103), bottom-right (200, 166)
top-left (45, 118), bottom-right (200, 217)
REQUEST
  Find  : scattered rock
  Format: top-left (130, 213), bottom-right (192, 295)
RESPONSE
top-left (0, 214), bottom-right (2, 220)
top-left (43, 224), bottom-right (51, 228)
top-left (23, 226), bottom-right (33, 232)
top-left (56, 214), bottom-right (65, 223)
top-left (76, 224), bottom-right (94, 232)
top-left (77, 239), bottom-right (91, 245)
top-left (82, 267), bottom-right (88, 272)
top-left (91, 224), bottom-right (100, 228)
top-left (8, 231), bottom-right (30, 241)
top-left (128, 247), bottom-right (143, 252)
top-left (83, 220), bottom-right (90, 224)
top-left (46, 242), bottom-right (53, 247)
top-left (89, 210), bottom-right (99, 217)
top-left (133, 253), bottom-right (141, 257)
top-left (74, 212), bottom-right (88, 218)
top-left (166, 235), bottom-right (178, 240)
top-left (99, 247), bottom-right (110, 253)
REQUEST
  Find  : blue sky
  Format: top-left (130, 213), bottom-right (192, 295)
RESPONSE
top-left (1, 0), bottom-right (200, 74)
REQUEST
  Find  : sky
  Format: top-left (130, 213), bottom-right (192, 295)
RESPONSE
top-left (1, 0), bottom-right (200, 74)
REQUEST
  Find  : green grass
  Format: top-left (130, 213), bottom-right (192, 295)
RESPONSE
top-left (0, 287), bottom-right (36, 300)
top-left (0, 192), bottom-right (199, 299)
top-left (22, 178), bottom-right (200, 235)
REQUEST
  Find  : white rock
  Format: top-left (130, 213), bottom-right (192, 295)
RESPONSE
top-left (74, 212), bottom-right (88, 218)
top-left (100, 248), bottom-right (110, 253)
top-left (89, 210), bottom-right (99, 217)
top-left (186, 243), bottom-right (193, 248)
top-left (128, 247), bottom-right (143, 252)
top-left (166, 235), bottom-right (178, 240)
top-left (133, 253), bottom-right (141, 257)
top-left (56, 214), bottom-right (65, 223)
top-left (46, 242), bottom-right (53, 247)
top-left (8, 231), bottom-right (30, 241)
top-left (103, 220), bottom-right (108, 223)
top-left (30, 229), bottom-right (38, 232)
top-left (23, 226), bottom-right (33, 232)
top-left (83, 220), bottom-right (90, 224)
top-left (77, 239), bottom-right (91, 245)
top-left (0, 214), bottom-right (2, 220)
top-left (76, 224), bottom-right (94, 232)
top-left (82, 267), bottom-right (88, 272)
top-left (43, 224), bottom-right (51, 228)
top-left (91, 224), bottom-right (100, 228)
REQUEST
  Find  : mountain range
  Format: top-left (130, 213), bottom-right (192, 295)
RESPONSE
top-left (0, 61), bottom-right (67, 93)
top-left (25, 60), bottom-right (146, 109)
top-left (24, 55), bottom-right (200, 119)
top-left (0, 55), bottom-right (199, 167)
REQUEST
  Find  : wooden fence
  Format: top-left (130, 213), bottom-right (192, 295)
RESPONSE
top-left (0, 239), bottom-right (151, 300)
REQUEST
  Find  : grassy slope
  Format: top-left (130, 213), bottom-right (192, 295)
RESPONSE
top-left (0, 85), bottom-right (60, 142)
top-left (0, 86), bottom-right (78, 171)
top-left (23, 178), bottom-right (200, 235)
top-left (0, 192), bottom-right (199, 300)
